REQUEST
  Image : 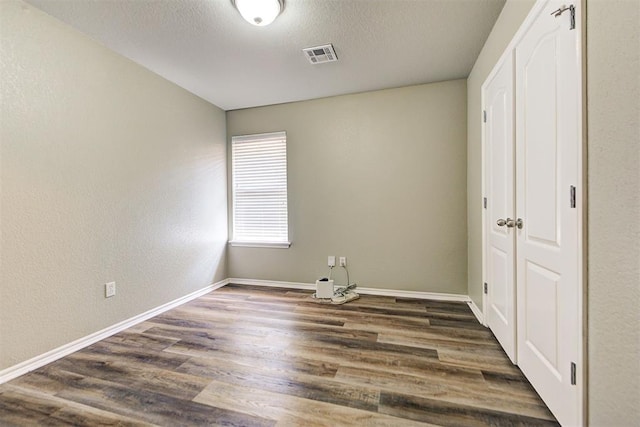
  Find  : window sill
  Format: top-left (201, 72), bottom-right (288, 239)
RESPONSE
top-left (229, 241), bottom-right (291, 249)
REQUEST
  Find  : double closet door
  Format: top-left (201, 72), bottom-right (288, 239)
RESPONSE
top-left (482, 1), bottom-right (583, 426)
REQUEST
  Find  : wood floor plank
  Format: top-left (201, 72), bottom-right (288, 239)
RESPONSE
top-left (8, 368), bottom-right (86, 396)
top-left (245, 293), bottom-right (429, 312)
top-left (303, 302), bottom-right (433, 318)
top-left (0, 388), bottom-right (61, 425)
top-left (167, 302), bottom-right (349, 327)
top-left (378, 332), bottom-right (523, 376)
top-left (377, 328), bottom-right (502, 349)
top-left (421, 310), bottom-right (478, 322)
top-left (0, 285), bottom-right (558, 426)
top-left (122, 322), bottom-right (156, 334)
top-left (162, 331), bottom-right (293, 364)
top-left (194, 379), bottom-right (433, 427)
top-left (204, 294), bottom-right (431, 319)
top-left (81, 340), bottom-right (191, 370)
top-left (281, 340), bottom-right (483, 381)
top-left (400, 298), bottom-right (472, 312)
top-left (330, 312), bottom-right (431, 329)
top-left (53, 373), bottom-right (275, 426)
top-left (102, 331), bottom-right (180, 351)
top-left (437, 349), bottom-right (523, 375)
top-left (166, 342), bottom-right (339, 378)
top-left (334, 365), bottom-right (556, 420)
top-left (1, 385), bottom-right (153, 427)
top-left (145, 312), bottom-right (378, 349)
top-left (333, 359), bottom-right (487, 389)
top-left (176, 357), bottom-right (380, 412)
top-left (379, 391), bottom-right (559, 427)
top-left (481, 370), bottom-right (547, 400)
top-left (428, 318), bottom-right (490, 330)
top-left (55, 354), bottom-right (212, 401)
top-left (308, 332), bottom-right (440, 360)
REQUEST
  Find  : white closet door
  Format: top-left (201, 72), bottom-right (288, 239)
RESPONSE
top-left (515, 0), bottom-right (581, 425)
top-left (483, 53), bottom-right (516, 363)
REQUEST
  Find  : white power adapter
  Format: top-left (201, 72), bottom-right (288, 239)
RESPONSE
top-left (315, 279), bottom-right (334, 298)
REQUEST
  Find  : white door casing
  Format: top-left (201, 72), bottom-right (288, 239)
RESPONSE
top-left (483, 53), bottom-right (517, 363)
top-left (515, 1), bottom-right (582, 425)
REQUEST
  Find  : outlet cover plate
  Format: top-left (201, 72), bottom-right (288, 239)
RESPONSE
top-left (105, 282), bottom-right (116, 298)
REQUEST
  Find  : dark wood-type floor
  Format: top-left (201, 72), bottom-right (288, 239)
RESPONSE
top-left (0, 284), bottom-right (558, 426)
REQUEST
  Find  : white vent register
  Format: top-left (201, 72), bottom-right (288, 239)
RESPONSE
top-left (303, 44), bottom-right (338, 64)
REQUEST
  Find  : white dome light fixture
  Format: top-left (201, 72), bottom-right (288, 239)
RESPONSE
top-left (232, 0), bottom-right (284, 27)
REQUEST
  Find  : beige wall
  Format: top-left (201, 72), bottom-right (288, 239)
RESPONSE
top-left (466, 0), bottom-right (536, 309)
top-left (586, 0), bottom-right (640, 424)
top-left (467, 0), bottom-right (640, 423)
top-left (0, 1), bottom-right (228, 370)
top-left (227, 80), bottom-right (468, 294)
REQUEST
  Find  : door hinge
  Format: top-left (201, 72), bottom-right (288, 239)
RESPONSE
top-left (570, 185), bottom-right (576, 208)
top-left (551, 4), bottom-right (575, 30)
top-left (570, 5), bottom-right (575, 30)
top-left (483, 197), bottom-right (487, 209)
top-left (570, 362), bottom-right (577, 385)
top-left (483, 110), bottom-right (487, 123)
top-left (483, 282), bottom-right (488, 294)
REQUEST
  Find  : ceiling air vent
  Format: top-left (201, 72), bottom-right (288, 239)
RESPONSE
top-left (302, 44), bottom-right (338, 64)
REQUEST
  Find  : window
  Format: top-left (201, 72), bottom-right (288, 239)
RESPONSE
top-left (230, 131), bottom-right (290, 248)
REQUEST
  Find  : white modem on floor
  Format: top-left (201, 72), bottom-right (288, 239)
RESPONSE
top-left (315, 279), bottom-right (334, 298)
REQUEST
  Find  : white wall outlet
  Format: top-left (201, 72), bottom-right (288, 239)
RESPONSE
top-left (328, 256), bottom-right (336, 267)
top-left (105, 282), bottom-right (116, 298)
top-left (339, 257), bottom-right (347, 267)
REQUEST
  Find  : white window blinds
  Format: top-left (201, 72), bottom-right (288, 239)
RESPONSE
top-left (231, 131), bottom-right (290, 247)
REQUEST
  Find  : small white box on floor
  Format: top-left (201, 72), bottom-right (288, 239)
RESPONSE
top-left (315, 279), bottom-right (334, 298)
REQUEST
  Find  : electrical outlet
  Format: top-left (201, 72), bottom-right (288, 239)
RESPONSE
top-left (105, 282), bottom-right (116, 298)
top-left (339, 257), bottom-right (347, 267)
top-left (328, 256), bottom-right (336, 267)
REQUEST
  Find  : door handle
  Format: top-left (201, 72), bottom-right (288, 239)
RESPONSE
top-left (496, 218), bottom-right (523, 228)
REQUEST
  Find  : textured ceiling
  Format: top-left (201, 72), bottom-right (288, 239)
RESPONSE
top-left (25, 0), bottom-right (505, 111)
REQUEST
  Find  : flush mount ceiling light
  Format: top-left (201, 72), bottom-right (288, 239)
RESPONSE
top-left (232, 0), bottom-right (284, 26)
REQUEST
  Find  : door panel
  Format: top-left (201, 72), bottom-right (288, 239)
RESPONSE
top-left (484, 53), bottom-right (516, 363)
top-left (515, 1), bottom-right (580, 425)
top-left (524, 261), bottom-right (560, 373)
top-left (490, 247), bottom-right (509, 323)
top-left (523, 33), bottom-right (561, 246)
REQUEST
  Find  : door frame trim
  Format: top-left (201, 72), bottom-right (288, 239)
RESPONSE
top-left (480, 0), bottom-right (586, 424)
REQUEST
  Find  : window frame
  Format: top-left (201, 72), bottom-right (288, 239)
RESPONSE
top-left (229, 131), bottom-right (291, 249)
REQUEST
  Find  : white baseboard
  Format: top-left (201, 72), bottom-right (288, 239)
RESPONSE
top-left (357, 286), bottom-right (469, 302)
top-left (228, 277), bottom-right (315, 291)
top-left (228, 278), bottom-right (470, 302)
top-left (467, 299), bottom-right (486, 326)
top-left (0, 279), bottom-right (229, 385)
